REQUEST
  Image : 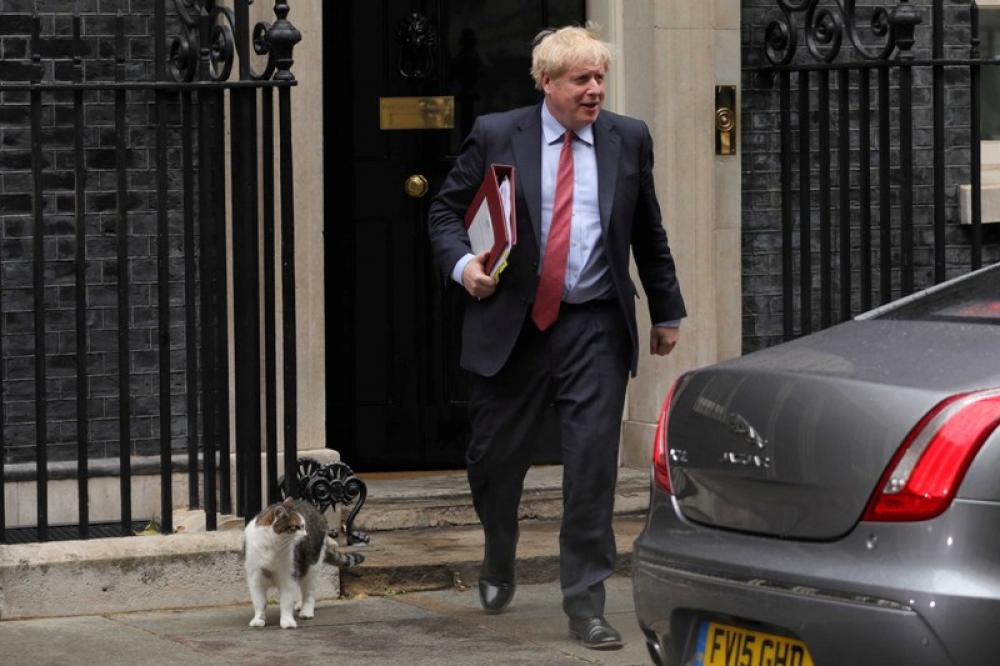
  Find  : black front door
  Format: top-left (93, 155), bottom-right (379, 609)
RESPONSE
top-left (326, 2), bottom-right (585, 471)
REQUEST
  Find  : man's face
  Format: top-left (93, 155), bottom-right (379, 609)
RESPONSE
top-left (542, 62), bottom-right (606, 130)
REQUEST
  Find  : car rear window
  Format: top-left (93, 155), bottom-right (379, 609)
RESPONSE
top-left (877, 266), bottom-right (1000, 324)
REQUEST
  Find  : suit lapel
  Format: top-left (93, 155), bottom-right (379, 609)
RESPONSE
top-left (594, 115), bottom-right (620, 235)
top-left (511, 105), bottom-right (543, 251)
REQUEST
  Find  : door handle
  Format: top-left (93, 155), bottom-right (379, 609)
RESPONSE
top-left (715, 85), bottom-right (736, 156)
top-left (405, 174), bottom-right (429, 198)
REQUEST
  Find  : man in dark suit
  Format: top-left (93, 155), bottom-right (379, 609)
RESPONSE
top-left (428, 26), bottom-right (685, 650)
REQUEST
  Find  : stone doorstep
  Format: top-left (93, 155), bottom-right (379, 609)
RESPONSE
top-left (334, 465), bottom-right (650, 597)
top-left (353, 465), bottom-right (651, 532)
top-left (340, 514), bottom-right (646, 600)
top-left (0, 465), bottom-right (651, 621)
top-left (0, 527), bottom-right (342, 622)
top-left (0, 514), bottom-right (646, 622)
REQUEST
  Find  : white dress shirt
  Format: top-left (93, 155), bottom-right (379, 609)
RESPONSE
top-left (538, 101), bottom-right (614, 303)
top-left (450, 102), bottom-right (679, 328)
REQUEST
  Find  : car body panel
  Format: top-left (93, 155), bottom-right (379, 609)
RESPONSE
top-left (957, 429), bottom-right (1000, 501)
top-left (668, 315), bottom-right (1000, 540)
top-left (669, 368), bottom-right (941, 539)
top-left (712, 318), bottom-right (1000, 392)
top-left (634, 263), bottom-right (1000, 665)
top-left (634, 494), bottom-right (1000, 666)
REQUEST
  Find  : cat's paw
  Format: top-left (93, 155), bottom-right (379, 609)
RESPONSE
top-left (297, 608), bottom-right (315, 619)
top-left (280, 617), bottom-right (298, 629)
top-left (249, 617), bottom-right (266, 628)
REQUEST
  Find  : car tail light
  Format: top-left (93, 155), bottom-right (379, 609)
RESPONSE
top-left (863, 388), bottom-right (1000, 522)
top-left (652, 376), bottom-right (683, 495)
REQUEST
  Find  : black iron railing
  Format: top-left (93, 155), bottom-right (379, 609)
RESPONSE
top-left (746, 0), bottom-right (998, 340)
top-left (0, 0), bottom-right (301, 543)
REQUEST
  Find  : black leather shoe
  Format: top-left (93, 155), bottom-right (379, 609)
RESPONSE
top-left (478, 577), bottom-right (516, 613)
top-left (568, 616), bottom-right (623, 650)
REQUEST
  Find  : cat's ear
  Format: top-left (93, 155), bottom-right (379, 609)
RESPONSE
top-left (282, 496), bottom-right (296, 508)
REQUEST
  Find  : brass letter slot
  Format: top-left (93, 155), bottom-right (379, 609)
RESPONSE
top-left (715, 85), bottom-right (736, 156)
top-left (379, 96), bottom-right (455, 130)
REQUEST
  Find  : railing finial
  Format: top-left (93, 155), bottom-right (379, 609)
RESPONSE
top-left (270, 0), bottom-right (302, 82)
top-left (890, 0), bottom-right (923, 60)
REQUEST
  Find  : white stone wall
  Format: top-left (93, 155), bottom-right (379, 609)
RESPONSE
top-left (588, 0), bottom-right (743, 467)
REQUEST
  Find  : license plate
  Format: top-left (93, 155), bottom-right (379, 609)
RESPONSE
top-left (692, 620), bottom-right (815, 666)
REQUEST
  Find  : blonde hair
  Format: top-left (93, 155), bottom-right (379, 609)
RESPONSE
top-left (530, 26), bottom-right (611, 90)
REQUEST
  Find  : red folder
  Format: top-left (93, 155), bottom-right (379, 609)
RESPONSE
top-left (464, 164), bottom-right (517, 280)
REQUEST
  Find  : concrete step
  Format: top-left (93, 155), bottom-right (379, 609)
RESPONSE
top-left (352, 465), bottom-right (651, 533)
top-left (341, 465), bottom-right (651, 598)
top-left (341, 515), bottom-right (646, 599)
top-left (0, 465), bottom-right (651, 620)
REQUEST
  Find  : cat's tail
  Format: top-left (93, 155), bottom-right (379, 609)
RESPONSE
top-left (324, 548), bottom-right (365, 568)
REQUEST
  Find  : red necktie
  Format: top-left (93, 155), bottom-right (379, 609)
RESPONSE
top-left (532, 130), bottom-right (574, 331)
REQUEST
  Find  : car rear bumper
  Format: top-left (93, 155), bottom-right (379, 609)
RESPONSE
top-left (633, 493), bottom-right (1000, 666)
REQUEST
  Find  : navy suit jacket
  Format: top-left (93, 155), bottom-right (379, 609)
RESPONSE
top-left (428, 103), bottom-right (686, 377)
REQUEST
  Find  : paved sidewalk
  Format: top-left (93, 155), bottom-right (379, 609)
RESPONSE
top-left (0, 576), bottom-right (654, 666)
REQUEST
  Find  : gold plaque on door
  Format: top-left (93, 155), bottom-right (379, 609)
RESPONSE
top-left (380, 96), bottom-right (455, 130)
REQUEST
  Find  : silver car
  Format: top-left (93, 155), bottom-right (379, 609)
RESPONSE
top-left (634, 263), bottom-right (1000, 666)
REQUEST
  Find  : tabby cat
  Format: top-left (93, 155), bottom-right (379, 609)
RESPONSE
top-left (243, 496), bottom-right (364, 628)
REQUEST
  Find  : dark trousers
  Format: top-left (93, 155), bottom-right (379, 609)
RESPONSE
top-left (466, 299), bottom-right (630, 620)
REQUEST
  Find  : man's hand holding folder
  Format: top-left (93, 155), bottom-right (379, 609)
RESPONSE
top-left (462, 249), bottom-right (498, 299)
top-left (463, 164), bottom-right (517, 297)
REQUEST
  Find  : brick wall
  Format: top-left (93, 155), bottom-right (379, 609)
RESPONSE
top-left (741, 0), bottom-right (1000, 352)
top-left (0, 0), bottom-right (197, 465)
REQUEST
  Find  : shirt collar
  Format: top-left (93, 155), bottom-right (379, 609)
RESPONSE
top-left (541, 100), bottom-right (594, 146)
